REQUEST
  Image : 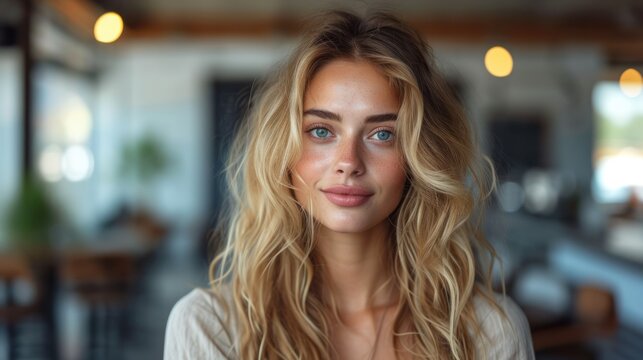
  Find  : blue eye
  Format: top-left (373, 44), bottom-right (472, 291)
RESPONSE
top-left (311, 127), bottom-right (331, 138)
top-left (373, 130), bottom-right (393, 141)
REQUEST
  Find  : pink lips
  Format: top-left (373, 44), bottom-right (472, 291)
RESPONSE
top-left (321, 185), bottom-right (373, 207)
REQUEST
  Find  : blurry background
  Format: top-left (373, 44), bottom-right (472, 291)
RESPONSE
top-left (1, 0), bottom-right (643, 359)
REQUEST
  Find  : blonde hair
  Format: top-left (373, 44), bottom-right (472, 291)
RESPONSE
top-left (210, 10), bottom-right (502, 359)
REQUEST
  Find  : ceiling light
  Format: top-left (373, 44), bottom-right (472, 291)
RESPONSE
top-left (94, 12), bottom-right (124, 44)
top-left (619, 68), bottom-right (642, 98)
top-left (484, 46), bottom-right (513, 78)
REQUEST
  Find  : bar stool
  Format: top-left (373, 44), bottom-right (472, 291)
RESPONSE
top-left (0, 253), bottom-right (53, 359)
top-left (58, 251), bottom-right (137, 360)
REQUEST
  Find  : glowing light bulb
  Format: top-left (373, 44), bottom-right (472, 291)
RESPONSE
top-left (94, 12), bottom-right (124, 43)
top-left (484, 46), bottom-right (513, 77)
top-left (619, 68), bottom-right (642, 98)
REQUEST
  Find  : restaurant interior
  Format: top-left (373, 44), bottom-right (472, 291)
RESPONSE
top-left (1, 0), bottom-right (643, 359)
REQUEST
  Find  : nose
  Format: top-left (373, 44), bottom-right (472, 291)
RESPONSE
top-left (334, 135), bottom-right (365, 177)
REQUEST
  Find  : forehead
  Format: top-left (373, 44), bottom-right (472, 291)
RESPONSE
top-left (303, 59), bottom-right (400, 113)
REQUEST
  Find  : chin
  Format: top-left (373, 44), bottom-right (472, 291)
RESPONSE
top-left (319, 217), bottom-right (381, 234)
top-left (323, 225), bottom-right (368, 234)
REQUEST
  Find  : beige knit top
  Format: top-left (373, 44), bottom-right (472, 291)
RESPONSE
top-left (164, 287), bottom-right (535, 359)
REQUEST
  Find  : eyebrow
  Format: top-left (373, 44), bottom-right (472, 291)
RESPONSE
top-left (303, 109), bottom-right (397, 123)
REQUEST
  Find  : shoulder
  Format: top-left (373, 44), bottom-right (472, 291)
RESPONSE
top-left (164, 287), bottom-right (237, 360)
top-left (472, 292), bottom-right (535, 360)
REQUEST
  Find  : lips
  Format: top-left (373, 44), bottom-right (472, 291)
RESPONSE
top-left (321, 185), bottom-right (373, 207)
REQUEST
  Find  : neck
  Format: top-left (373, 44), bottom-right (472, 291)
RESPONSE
top-left (315, 221), bottom-right (395, 314)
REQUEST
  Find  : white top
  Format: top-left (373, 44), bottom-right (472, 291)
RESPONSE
top-left (164, 288), bottom-right (535, 359)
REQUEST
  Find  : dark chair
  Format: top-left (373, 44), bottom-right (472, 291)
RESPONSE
top-left (529, 284), bottom-right (618, 358)
top-left (0, 253), bottom-right (55, 359)
top-left (58, 251), bottom-right (137, 360)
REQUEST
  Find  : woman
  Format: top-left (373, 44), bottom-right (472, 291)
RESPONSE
top-left (165, 10), bottom-right (534, 359)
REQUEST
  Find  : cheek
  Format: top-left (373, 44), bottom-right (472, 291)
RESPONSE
top-left (377, 155), bottom-right (407, 199)
top-left (292, 148), bottom-right (331, 201)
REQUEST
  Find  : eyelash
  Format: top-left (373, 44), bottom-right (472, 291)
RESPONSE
top-left (305, 123), bottom-right (395, 143)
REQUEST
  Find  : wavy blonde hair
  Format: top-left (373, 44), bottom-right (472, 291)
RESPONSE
top-left (210, 10), bottom-right (502, 359)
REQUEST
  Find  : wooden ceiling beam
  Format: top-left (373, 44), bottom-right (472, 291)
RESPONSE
top-left (120, 15), bottom-right (643, 63)
top-left (41, 0), bottom-right (103, 40)
top-left (38, 3), bottom-right (643, 63)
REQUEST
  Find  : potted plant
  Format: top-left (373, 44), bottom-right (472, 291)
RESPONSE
top-left (5, 175), bottom-right (59, 255)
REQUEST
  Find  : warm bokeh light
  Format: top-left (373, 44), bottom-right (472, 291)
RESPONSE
top-left (61, 97), bottom-right (93, 143)
top-left (38, 146), bottom-right (64, 182)
top-left (62, 145), bottom-right (94, 182)
top-left (94, 12), bottom-right (124, 43)
top-left (42, 96), bottom-right (93, 144)
top-left (484, 46), bottom-right (513, 77)
top-left (619, 68), bottom-right (642, 98)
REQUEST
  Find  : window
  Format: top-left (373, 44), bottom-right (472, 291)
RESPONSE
top-left (592, 82), bottom-right (643, 204)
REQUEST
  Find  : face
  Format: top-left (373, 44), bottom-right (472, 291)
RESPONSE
top-left (291, 59), bottom-right (407, 234)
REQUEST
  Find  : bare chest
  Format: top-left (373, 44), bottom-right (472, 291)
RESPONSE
top-left (330, 312), bottom-right (399, 360)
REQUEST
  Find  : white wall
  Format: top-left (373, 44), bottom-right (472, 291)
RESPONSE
top-left (435, 43), bottom-right (603, 191)
top-left (95, 39), bottom-right (295, 229)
